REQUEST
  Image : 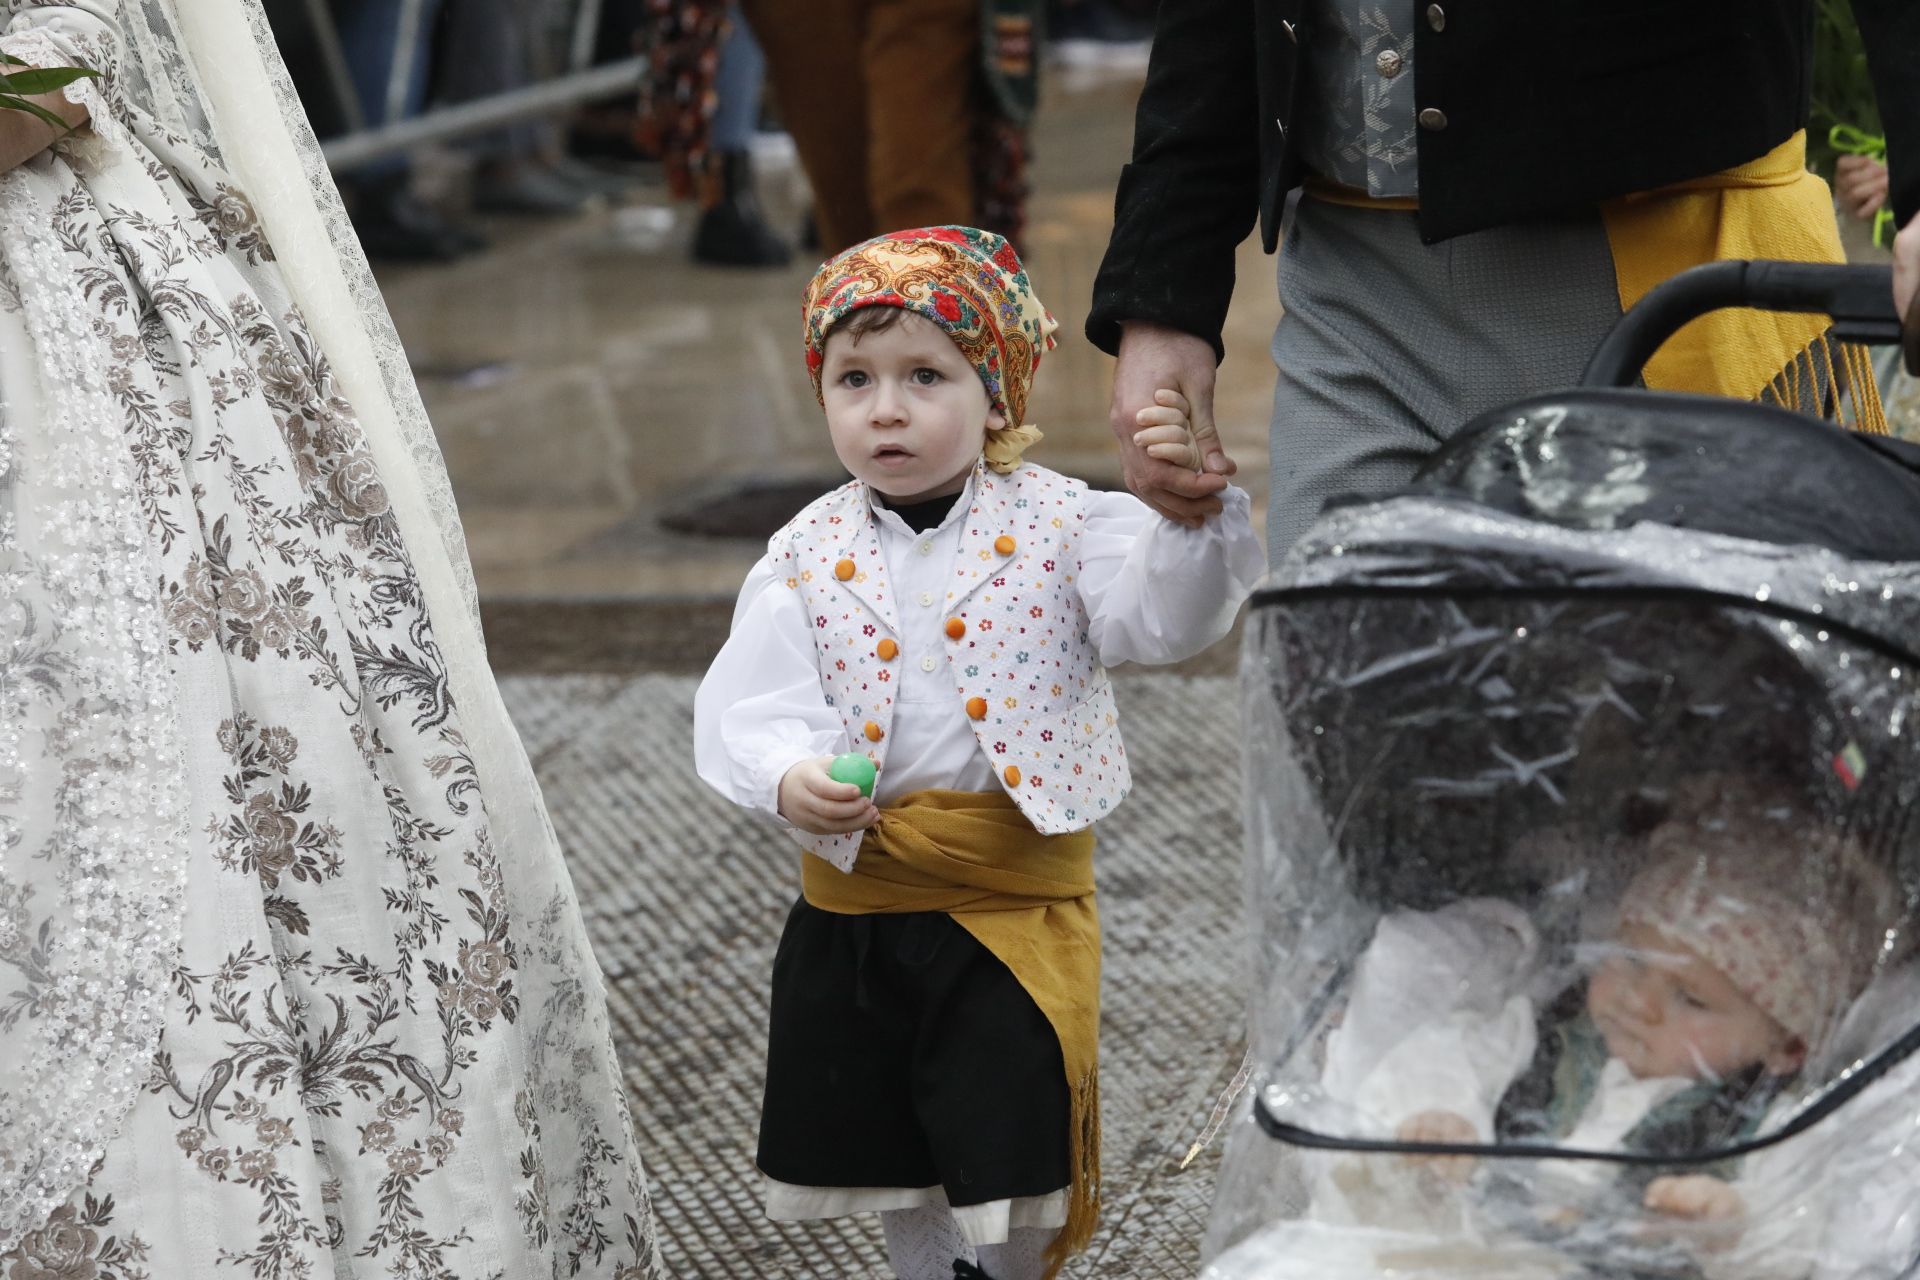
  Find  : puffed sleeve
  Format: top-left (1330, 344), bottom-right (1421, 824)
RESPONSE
top-left (1076, 484), bottom-right (1265, 667)
top-left (1, 2), bottom-right (125, 149)
top-left (1322, 900), bottom-right (1544, 1140)
top-left (2, 3), bottom-right (122, 82)
top-left (693, 557), bottom-right (849, 821)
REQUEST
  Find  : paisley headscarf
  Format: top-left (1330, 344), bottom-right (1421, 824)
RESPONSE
top-left (803, 226), bottom-right (1059, 473)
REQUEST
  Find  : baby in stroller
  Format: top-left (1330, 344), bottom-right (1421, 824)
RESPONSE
top-left (1207, 259), bottom-right (1920, 1280)
top-left (1211, 778), bottom-right (1900, 1280)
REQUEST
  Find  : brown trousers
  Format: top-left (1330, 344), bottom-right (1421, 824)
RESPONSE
top-left (741, 0), bottom-right (979, 256)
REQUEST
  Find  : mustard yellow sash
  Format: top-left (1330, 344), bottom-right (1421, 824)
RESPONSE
top-left (1601, 130), bottom-right (1884, 427)
top-left (801, 789), bottom-right (1099, 1280)
top-left (1304, 131), bottom-right (1888, 431)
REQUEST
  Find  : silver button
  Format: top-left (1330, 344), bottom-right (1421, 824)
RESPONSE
top-left (1375, 49), bottom-right (1403, 78)
top-left (1418, 107), bottom-right (1448, 131)
top-left (1426, 3), bottom-right (1445, 31)
top-left (920, 656), bottom-right (937, 673)
top-left (918, 591), bottom-right (934, 607)
top-left (917, 540), bottom-right (933, 556)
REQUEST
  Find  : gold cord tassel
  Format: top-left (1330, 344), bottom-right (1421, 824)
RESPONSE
top-left (1759, 331), bottom-right (1888, 436)
top-left (1041, 1067), bottom-right (1102, 1280)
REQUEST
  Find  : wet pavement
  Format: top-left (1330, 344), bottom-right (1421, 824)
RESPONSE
top-left (500, 669), bottom-right (1250, 1279)
top-left (378, 68), bottom-right (1280, 625)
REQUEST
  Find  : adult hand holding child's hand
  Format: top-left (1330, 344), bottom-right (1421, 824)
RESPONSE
top-left (1110, 323), bottom-right (1233, 528)
top-left (777, 758), bottom-right (881, 835)
top-left (1133, 388), bottom-right (1203, 472)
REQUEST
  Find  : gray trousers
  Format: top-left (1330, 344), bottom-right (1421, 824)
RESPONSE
top-left (1265, 195), bottom-right (1624, 557)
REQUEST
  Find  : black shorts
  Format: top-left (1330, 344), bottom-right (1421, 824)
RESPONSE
top-left (756, 898), bottom-right (1071, 1207)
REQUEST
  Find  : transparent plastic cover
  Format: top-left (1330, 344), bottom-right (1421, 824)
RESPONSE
top-left (1208, 501), bottom-right (1920, 1280)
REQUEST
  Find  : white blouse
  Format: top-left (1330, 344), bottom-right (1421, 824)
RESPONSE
top-left (694, 475), bottom-right (1265, 823)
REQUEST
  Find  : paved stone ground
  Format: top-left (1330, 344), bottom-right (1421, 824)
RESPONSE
top-left (499, 671), bottom-right (1250, 1279)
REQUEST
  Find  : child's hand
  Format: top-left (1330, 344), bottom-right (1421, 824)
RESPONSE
top-left (1395, 1110), bottom-right (1479, 1184)
top-left (1132, 388), bottom-right (1203, 473)
top-left (1644, 1174), bottom-right (1743, 1222)
top-left (1644, 1174), bottom-right (1745, 1252)
top-left (777, 757), bottom-right (880, 835)
top-left (1836, 153), bottom-right (1890, 222)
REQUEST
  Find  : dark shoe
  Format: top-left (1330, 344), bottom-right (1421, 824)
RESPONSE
top-left (475, 161), bottom-right (595, 217)
top-left (567, 112), bottom-right (656, 167)
top-left (351, 188), bottom-right (488, 262)
top-left (953, 1261), bottom-right (995, 1279)
top-left (691, 150), bottom-right (790, 268)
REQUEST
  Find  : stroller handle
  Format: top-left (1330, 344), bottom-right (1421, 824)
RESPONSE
top-left (1579, 260), bottom-right (1901, 389)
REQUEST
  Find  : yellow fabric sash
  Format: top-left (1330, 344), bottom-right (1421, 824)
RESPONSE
top-left (801, 789), bottom-right (1100, 1280)
top-left (1600, 130), bottom-right (1883, 428)
top-left (1301, 132), bottom-right (1888, 431)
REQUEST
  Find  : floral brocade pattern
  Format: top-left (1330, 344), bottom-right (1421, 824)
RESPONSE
top-left (0, 2), bottom-right (657, 1275)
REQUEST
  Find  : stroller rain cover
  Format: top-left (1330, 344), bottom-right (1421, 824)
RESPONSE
top-left (1208, 390), bottom-right (1920, 1280)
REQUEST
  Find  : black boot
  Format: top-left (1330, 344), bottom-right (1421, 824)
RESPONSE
top-left (952, 1261), bottom-right (996, 1279)
top-left (692, 150), bottom-right (791, 268)
top-left (346, 171), bottom-right (487, 262)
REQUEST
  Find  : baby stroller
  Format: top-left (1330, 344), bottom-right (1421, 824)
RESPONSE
top-left (1205, 263), bottom-right (1920, 1280)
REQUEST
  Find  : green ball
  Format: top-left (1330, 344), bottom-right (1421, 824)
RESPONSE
top-left (828, 752), bottom-right (877, 797)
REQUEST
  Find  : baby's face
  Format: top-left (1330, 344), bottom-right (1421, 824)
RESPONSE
top-left (821, 312), bottom-right (1004, 504)
top-left (1586, 923), bottom-right (1805, 1081)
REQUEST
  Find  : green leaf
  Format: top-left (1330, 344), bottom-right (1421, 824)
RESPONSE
top-left (0, 65), bottom-right (98, 96)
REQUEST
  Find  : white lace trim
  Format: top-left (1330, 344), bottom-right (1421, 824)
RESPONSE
top-left (0, 25), bottom-right (128, 165)
top-left (0, 172), bottom-right (191, 1252)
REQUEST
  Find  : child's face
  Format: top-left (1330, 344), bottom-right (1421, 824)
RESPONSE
top-left (1587, 923), bottom-right (1805, 1081)
top-left (821, 311), bottom-right (1007, 504)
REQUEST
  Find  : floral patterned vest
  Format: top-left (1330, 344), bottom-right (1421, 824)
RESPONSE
top-left (769, 462), bottom-right (1130, 870)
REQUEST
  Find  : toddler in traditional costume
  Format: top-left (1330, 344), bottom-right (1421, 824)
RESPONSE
top-left (694, 226), bottom-right (1264, 1280)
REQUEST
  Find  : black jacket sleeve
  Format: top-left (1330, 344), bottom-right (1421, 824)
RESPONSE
top-left (1852, 0), bottom-right (1920, 227)
top-left (1084, 0), bottom-right (1262, 362)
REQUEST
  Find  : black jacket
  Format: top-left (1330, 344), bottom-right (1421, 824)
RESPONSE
top-left (1088, 0), bottom-right (1920, 360)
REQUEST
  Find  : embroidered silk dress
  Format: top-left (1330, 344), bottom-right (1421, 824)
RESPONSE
top-left (0, 2), bottom-right (658, 1275)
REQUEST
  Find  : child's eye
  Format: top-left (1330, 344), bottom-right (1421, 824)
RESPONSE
top-left (840, 370), bottom-right (870, 388)
top-left (1677, 990), bottom-right (1710, 1011)
top-left (911, 367), bottom-right (943, 385)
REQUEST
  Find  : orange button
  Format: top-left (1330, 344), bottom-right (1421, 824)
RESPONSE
top-left (834, 558), bottom-right (856, 581)
top-left (994, 535), bottom-right (1017, 556)
top-left (1003, 766), bottom-right (1022, 787)
top-left (965, 696), bottom-right (988, 720)
top-left (876, 638), bottom-right (899, 660)
top-left (944, 617), bottom-right (967, 639)
top-left (864, 721), bottom-right (884, 742)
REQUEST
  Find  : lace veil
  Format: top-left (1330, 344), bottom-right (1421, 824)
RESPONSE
top-left (0, 0), bottom-right (498, 1247)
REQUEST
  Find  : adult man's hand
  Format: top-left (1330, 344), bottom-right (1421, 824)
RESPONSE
top-left (1109, 322), bottom-right (1235, 527)
top-left (1896, 214), bottom-right (1920, 374)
